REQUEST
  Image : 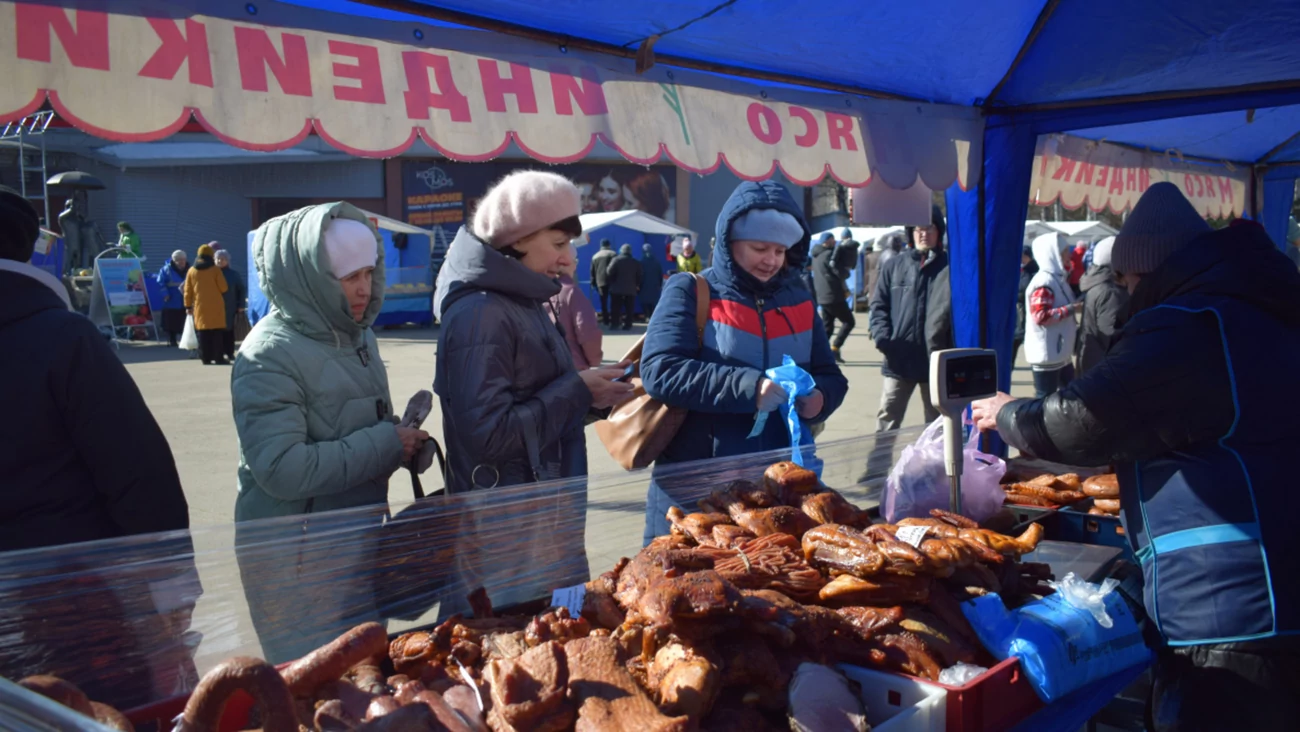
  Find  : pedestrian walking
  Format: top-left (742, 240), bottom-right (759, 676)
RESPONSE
top-left (1075, 236), bottom-right (1128, 375)
top-left (638, 242), bottom-right (664, 319)
top-left (1012, 243), bottom-right (1038, 365)
top-left (676, 237), bottom-right (703, 274)
top-left (1024, 232), bottom-right (1080, 397)
top-left (812, 232), bottom-right (854, 363)
top-left (590, 238), bottom-right (616, 325)
top-left (183, 243), bottom-right (229, 365)
top-left (606, 243), bottom-right (642, 330)
top-left (215, 248), bottom-right (247, 361)
top-left (155, 249), bottom-right (189, 346)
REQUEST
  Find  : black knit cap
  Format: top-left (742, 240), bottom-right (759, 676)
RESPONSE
top-left (0, 185), bottom-right (40, 262)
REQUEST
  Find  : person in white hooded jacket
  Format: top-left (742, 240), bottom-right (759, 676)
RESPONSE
top-left (1024, 232), bottom-right (1080, 397)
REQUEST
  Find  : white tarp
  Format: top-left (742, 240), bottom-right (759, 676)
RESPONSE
top-left (0, 0), bottom-right (983, 190)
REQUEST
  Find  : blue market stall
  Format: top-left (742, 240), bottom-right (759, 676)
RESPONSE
top-left (247, 210), bottom-right (435, 327)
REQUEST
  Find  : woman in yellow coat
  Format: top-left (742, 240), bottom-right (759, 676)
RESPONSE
top-left (183, 243), bottom-right (229, 364)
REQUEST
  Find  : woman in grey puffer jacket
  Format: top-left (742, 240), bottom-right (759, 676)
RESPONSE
top-left (433, 170), bottom-right (631, 610)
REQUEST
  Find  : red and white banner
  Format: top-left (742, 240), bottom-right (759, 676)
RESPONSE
top-left (1031, 134), bottom-right (1247, 219)
top-left (0, 1), bottom-right (982, 189)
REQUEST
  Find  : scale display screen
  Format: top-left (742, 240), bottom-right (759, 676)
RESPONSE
top-left (944, 354), bottom-right (997, 400)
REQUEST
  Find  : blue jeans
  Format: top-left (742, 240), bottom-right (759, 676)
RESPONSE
top-left (643, 482), bottom-right (681, 547)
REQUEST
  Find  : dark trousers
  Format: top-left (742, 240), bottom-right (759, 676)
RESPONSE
top-left (222, 329), bottom-right (236, 360)
top-left (1032, 362), bottom-right (1074, 398)
top-left (822, 300), bottom-right (855, 349)
top-left (197, 329), bottom-right (225, 364)
top-left (610, 294), bottom-right (635, 330)
top-left (597, 286), bottom-right (611, 324)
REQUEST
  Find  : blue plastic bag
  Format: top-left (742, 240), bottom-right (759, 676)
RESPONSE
top-left (962, 573), bottom-right (1151, 703)
top-left (747, 355), bottom-right (817, 467)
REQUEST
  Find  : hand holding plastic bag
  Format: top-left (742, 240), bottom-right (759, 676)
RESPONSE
top-left (883, 417), bottom-right (1007, 523)
top-left (747, 356), bottom-right (817, 467)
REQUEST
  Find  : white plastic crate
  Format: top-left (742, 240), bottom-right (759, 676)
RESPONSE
top-left (839, 664), bottom-right (948, 732)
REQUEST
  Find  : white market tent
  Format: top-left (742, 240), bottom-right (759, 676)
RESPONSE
top-left (1049, 221), bottom-right (1118, 244)
top-left (578, 210), bottom-right (695, 245)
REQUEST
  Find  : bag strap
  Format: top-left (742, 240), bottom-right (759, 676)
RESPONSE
top-left (617, 272), bottom-right (710, 365)
top-left (691, 273), bottom-right (710, 346)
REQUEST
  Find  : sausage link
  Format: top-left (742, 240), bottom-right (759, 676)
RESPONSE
top-left (282, 622), bottom-right (388, 697)
top-left (178, 657), bottom-right (298, 732)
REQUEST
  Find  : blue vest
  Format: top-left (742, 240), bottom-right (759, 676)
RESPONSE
top-left (1119, 300), bottom-right (1300, 646)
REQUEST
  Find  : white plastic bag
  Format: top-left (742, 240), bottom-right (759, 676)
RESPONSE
top-left (179, 314), bottom-right (198, 351)
top-left (883, 417), bottom-right (1007, 523)
top-left (1046, 572), bottom-right (1122, 629)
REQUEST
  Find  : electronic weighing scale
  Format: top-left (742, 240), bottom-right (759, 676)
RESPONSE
top-left (929, 348), bottom-right (999, 514)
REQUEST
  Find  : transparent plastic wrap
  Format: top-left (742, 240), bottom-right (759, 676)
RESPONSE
top-left (0, 428), bottom-right (919, 714)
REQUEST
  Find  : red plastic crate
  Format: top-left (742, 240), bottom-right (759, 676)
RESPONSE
top-left (933, 656), bottom-right (1044, 732)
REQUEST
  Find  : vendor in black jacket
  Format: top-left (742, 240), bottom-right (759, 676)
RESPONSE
top-left (973, 183), bottom-right (1300, 731)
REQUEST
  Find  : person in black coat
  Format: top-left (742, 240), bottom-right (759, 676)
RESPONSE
top-left (1013, 244), bottom-right (1038, 365)
top-left (974, 184), bottom-right (1300, 731)
top-left (0, 186), bottom-right (198, 708)
top-left (812, 232), bottom-right (854, 363)
top-left (606, 243), bottom-right (642, 330)
top-left (1074, 236), bottom-right (1128, 375)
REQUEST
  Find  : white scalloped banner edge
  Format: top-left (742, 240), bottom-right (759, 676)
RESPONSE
top-left (0, 0), bottom-right (981, 190)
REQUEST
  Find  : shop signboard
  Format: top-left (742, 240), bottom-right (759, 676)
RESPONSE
top-left (1030, 134), bottom-right (1247, 219)
top-left (0, 0), bottom-right (981, 191)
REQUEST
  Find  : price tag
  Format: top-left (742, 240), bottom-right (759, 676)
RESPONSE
top-left (550, 583), bottom-right (587, 617)
top-left (895, 524), bottom-right (930, 548)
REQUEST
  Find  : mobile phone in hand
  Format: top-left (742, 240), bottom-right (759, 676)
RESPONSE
top-left (615, 363), bottom-right (637, 382)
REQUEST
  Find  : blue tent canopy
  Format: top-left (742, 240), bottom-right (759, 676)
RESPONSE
top-left (329, 0), bottom-right (1299, 395)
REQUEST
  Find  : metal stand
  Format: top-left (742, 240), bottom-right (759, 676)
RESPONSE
top-left (1, 111), bottom-right (54, 226)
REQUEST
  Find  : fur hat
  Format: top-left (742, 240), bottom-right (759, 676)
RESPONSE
top-left (322, 218), bottom-right (378, 279)
top-left (0, 185), bottom-right (39, 262)
top-left (1112, 182), bottom-right (1210, 275)
top-left (730, 208), bottom-right (804, 246)
top-left (472, 170), bottom-right (583, 249)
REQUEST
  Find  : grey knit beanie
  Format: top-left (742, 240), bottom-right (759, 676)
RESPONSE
top-left (1112, 182), bottom-right (1210, 275)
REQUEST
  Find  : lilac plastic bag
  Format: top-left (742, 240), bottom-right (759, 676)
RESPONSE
top-left (883, 417), bottom-right (1006, 523)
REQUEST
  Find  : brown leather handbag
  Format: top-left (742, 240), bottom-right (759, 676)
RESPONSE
top-left (596, 274), bottom-right (710, 470)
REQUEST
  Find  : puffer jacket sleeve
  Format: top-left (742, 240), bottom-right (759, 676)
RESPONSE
top-left (641, 274), bottom-right (762, 413)
top-left (805, 309), bottom-right (849, 423)
top-left (233, 354), bottom-right (403, 501)
top-left (996, 307), bottom-right (1235, 466)
top-left (442, 304), bottom-right (593, 465)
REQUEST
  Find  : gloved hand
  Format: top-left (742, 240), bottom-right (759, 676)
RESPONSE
top-left (757, 377), bottom-right (789, 413)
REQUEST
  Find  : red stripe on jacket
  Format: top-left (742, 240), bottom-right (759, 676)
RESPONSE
top-left (709, 299), bottom-right (815, 339)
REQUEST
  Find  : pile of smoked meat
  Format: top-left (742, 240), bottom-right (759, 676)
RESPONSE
top-left (1003, 463), bottom-right (1121, 516)
top-left (20, 463), bottom-right (1053, 732)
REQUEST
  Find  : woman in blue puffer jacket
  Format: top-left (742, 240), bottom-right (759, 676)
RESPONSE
top-left (640, 181), bottom-right (849, 543)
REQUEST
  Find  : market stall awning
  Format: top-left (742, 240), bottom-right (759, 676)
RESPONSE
top-left (579, 209), bottom-right (691, 238)
top-left (0, 0), bottom-right (981, 190)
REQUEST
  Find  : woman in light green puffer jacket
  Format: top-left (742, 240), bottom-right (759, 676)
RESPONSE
top-left (231, 201), bottom-right (427, 663)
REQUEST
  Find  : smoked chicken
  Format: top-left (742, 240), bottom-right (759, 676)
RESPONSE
top-left (818, 574), bottom-right (932, 607)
